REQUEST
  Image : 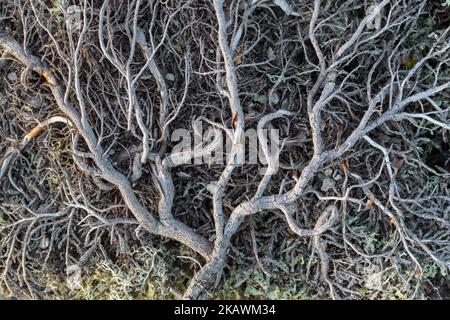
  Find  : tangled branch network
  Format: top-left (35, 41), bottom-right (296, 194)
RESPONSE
top-left (0, 0), bottom-right (449, 299)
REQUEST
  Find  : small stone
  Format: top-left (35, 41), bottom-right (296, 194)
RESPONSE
top-left (7, 72), bottom-right (17, 81)
top-left (365, 271), bottom-right (383, 291)
top-left (334, 174), bottom-right (343, 181)
top-left (324, 168), bottom-right (333, 176)
top-left (320, 177), bottom-right (335, 192)
top-left (253, 94), bottom-right (267, 105)
top-left (66, 264), bottom-right (82, 290)
top-left (269, 92), bottom-right (280, 105)
top-left (28, 96), bottom-right (41, 107)
top-left (165, 73), bottom-right (175, 81)
top-left (267, 46), bottom-right (276, 60)
top-left (39, 237), bottom-right (50, 249)
top-left (206, 181), bottom-right (217, 194)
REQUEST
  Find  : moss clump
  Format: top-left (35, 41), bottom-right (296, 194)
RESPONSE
top-left (39, 247), bottom-right (174, 300)
top-left (216, 266), bottom-right (311, 300)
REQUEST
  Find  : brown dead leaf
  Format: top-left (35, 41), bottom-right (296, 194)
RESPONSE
top-left (341, 159), bottom-right (350, 172)
top-left (392, 156), bottom-right (405, 176)
top-left (232, 113), bottom-right (238, 129)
